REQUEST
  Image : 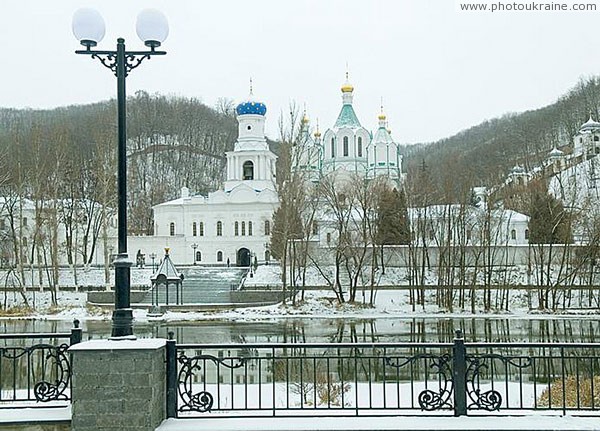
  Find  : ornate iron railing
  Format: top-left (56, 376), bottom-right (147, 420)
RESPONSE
top-left (166, 331), bottom-right (600, 418)
top-left (0, 320), bottom-right (82, 406)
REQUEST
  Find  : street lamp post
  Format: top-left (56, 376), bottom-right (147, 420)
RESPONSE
top-left (72, 8), bottom-right (168, 339)
top-left (191, 243), bottom-right (198, 265)
top-left (149, 252), bottom-right (157, 272)
top-left (249, 251), bottom-right (254, 278)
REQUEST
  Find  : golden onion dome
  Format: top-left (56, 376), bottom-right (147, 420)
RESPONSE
top-left (301, 113), bottom-right (309, 124)
top-left (341, 82), bottom-right (354, 93)
top-left (314, 130), bottom-right (322, 138)
top-left (378, 112), bottom-right (387, 121)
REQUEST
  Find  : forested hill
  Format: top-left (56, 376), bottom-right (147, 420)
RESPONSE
top-left (0, 92), bottom-right (239, 234)
top-left (401, 77), bottom-right (600, 198)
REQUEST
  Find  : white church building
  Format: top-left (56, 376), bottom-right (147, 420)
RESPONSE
top-left (131, 92), bottom-right (279, 266)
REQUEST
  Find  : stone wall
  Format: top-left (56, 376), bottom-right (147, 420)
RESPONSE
top-left (70, 340), bottom-right (166, 431)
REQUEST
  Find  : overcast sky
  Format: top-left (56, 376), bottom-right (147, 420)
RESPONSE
top-left (1, 0), bottom-right (600, 143)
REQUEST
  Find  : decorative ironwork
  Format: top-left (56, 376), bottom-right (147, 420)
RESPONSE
top-left (0, 343), bottom-right (72, 402)
top-left (90, 52), bottom-right (153, 77)
top-left (91, 53), bottom-right (118, 75)
top-left (178, 353), bottom-right (246, 413)
top-left (465, 354), bottom-right (532, 411)
top-left (385, 353), bottom-right (454, 410)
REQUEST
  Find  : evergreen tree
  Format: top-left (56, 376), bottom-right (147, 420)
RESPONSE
top-left (375, 186), bottom-right (411, 245)
top-left (528, 190), bottom-right (572, 244)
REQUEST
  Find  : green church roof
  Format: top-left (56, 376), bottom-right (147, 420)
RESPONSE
top-left (334, 104), bottom-right (362, 129)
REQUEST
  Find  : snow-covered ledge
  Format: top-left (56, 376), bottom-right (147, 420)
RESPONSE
top-left (69, 338), bottom-right (167, 431)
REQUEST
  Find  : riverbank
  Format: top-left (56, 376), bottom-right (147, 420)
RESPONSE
top-left (1, 265), bottom-right (599, 323)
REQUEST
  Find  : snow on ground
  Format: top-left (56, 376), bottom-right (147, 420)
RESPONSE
top-left (156, 415), bottom-right (600, 430)
top-left (0, 264), bottom-right (599, 324)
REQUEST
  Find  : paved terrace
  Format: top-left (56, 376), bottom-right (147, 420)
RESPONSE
top-left (2, 408), bottom-right (600, 430)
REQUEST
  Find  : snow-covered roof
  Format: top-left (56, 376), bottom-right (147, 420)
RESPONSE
top-left (151, 249), bottom-right (183, 282)
top-left (579, 115), bottom-right (600, 132)
top-left (549, 147), bottom-right (564, 157)
top-left (511, 165), bottom-right (526, 174)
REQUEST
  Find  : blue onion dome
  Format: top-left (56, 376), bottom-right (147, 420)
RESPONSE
top-left (235, 97), bottom-right (267, 116)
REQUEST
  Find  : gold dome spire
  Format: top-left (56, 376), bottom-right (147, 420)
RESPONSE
top-left (301, 106), bottom-right (309, 125)
top-left (314, 118), bottom-right (321, 138)
top-left (341, 70), bottom-right (354, 93)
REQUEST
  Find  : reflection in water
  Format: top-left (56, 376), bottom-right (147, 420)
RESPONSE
top-left (0, 317), bottom-right (599, 345)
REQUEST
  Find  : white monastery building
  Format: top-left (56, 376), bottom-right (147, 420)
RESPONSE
top-left (143, 91), bottom-right (278, 266)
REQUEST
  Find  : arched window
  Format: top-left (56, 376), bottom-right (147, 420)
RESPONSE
top-left (525, 229), bottom-right (530, 240)
top-left (312, 221), bottom-right (318, 236)
top-left (192, 222), bottom-right (197, 236)
top-left (235, 221), bottom-right (239, 236)
top-left (170, 222), bottom-right (175, 236)
top-left (216, 221), bottom-right (222, 236)
top-left (196, 251), bottom-right (202, 262)
top-left (265, 250), bottom-right (270, 262)
top-left (511, 229), bottom-right (516, 240)
top-left (343, 136), bottom-right (349, 157)
top-left (330, 138), bottom-right (335, 158)
top-left (22, 237), bottom-right (27, 247)
top-left (595, 135), bottom-right (599, 142)
top-left (357, 137), bottom-right (363, 157)
top-left (248, 221), bottom-right (253, 236)
top-left (241, 221), bottom-right (246, 236)
top-left (199, 222), bottom-right (204, 236)
top-left (217, 251), bottom-right (223, 262)
top-left (243, 161), bottom-right (254, 180)
top-left (265, 220), bottom-right (271, 236)
top-left (326, 233), bottom-right (331, 244)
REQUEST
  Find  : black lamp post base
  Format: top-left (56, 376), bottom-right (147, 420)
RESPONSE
top-left (110, 308), bottom-right (136, 339)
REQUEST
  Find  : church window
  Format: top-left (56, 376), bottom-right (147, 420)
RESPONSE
top-left (525, 229), bottom-right (530, 240)
top-left (217, 221), bottom-right (223, 236)
top-left (217, 251), bottom-right (223, 262)
top-left (196, 251), bottom-right (202, 262)
top-left (580, 137), bottom-right (583, 143)
top-left (235, 222), bottom-right (239, 236)
top-left (358, 137), bottom-right (363, 157)
top-left (192, 222), bottom-right (197, 236)
top-left (248, 221), bottom-right (253, 236)
top-left (343, 136), bottom-right (349, 157)
top-left (511, 229), bottom-right (516, 240)
top-left (326, 233), bottom-right (331, 244)
top-left (199, 222), bottom-right (204, 236)
top-left (243, 161), bottom-right (254, 180)
top-left (330, 138), bottom-right (335, 158)
top-left (170, 222), bottom-right (175, 236)
top-left (265, 220), bottom-right (271, 236)
top-left (312, 221), bottom-right (318, 235)
top-left (241, 221), bottom-right (246, 236)
top-left (247, 125), bottom-right (252, 131)
top-left (23, 217), bottom-right (28, 227)
top-left (595, 136), bottom-right (599, 142)
top-left (265, 250), bottom-right (270, 262)
top-left (22, 237), bottom-right (27, 247)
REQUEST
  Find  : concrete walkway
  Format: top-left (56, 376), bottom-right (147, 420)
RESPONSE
top-left (156, 415), bottom-right (600, 430)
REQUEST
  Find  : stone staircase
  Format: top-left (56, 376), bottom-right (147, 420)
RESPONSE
top-left (141, 267), bottom-right (247, 305)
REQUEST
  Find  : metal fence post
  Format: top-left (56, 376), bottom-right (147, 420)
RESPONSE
top-left (453, 329), bottom-right (467, 416)
top-left (70, 319), bottom-right (82, 345)
top-left (166, 331), bottom-right (177, 418)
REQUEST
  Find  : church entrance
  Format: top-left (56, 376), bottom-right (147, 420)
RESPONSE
top-left (236, 248), bottom-right (250, 267)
